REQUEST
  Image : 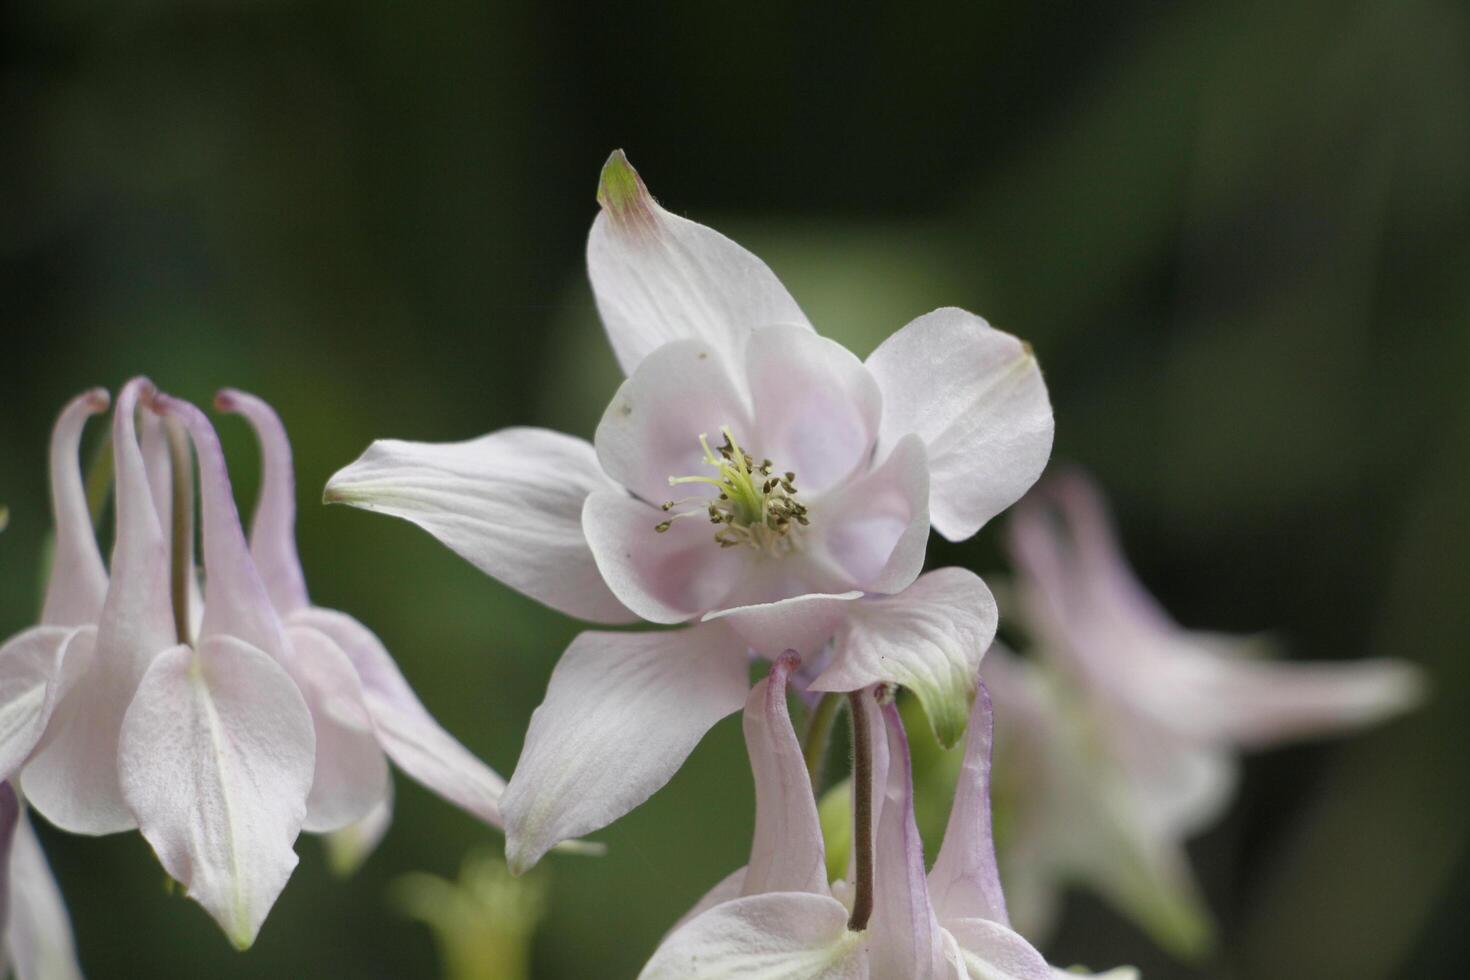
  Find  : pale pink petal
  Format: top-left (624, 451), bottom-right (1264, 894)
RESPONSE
top-left (7, 805), bottom-right (84, 980)
top-left (667, 866), bottom-right (747, 935)
top-left (928, 682), bottom-right (1009, 926)
top-left (138, 414), bottom-right (205, 637)
top-left (742, 654), bottom-right (827, 897)
top-left (813, 569), bottom-right (996, 748)
top-left (811, 434), bottom-right (929, 595)
top-left (587, 150), bottom-right (812, 377)
top-left (324, 784), bottom-right (394, 877)
top-left (866, 702), bottom-right (945, 980)
top-left (705, 592), bottom-right (863, 659)
top-left (216, 389), bottom-right (310, 617)
top-left (745, 325), bottom-right (881, 495)
top-left (501, 623), bottom-right (750, 873)
top-left (39, 388), bottom-right (110, 629)
top-left (0, 627), bottom-right (91, 783)
top-left (25, 379), bottom-right (174, 834)
top-left (639, 893), bottom-right (864, 980)
top-left (119, 634), bottom-right (316, 949)
top-left (942, 918), bottom-right (1052, 980)
top-left (324, 428), bottom-right (634, 624)
top-left (594, 339), bottom-right (753, 506)
top-left (287, 608), bottom-right (505, 829)
top-left (583, 489), bottom-right (748, 623)
top-left (154, 395), bottom-right (286, 658)
top-left (867, 308), bottom-right (1053, 542)
top-left (281, 626), bottom-right (390, 834)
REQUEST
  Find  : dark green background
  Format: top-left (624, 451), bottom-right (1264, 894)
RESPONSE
top-left (2, 0), bottom-right (1466, 977)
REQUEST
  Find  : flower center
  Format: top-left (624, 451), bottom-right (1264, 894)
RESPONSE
top-left (657, 426), bottom-right (808, 555)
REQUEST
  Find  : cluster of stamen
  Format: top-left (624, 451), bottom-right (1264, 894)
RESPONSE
top-left (656, 427), bottom-right (809, 554)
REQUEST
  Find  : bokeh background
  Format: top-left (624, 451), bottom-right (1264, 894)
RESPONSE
top-left (2, 0), bottom-right (1467, 977)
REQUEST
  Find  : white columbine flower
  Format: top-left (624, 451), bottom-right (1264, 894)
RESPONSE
top-left (325, 151), bottom-right (1054, 872)
top-left (987, 469), bottom-right (1425, 953)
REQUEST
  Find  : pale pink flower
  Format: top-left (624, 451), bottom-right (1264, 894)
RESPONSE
top-left (325, 152), bottom-right (1053, 871)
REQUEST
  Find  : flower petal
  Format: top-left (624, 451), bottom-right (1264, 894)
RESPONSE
top-left (324, 785), bottom-right (394, 877)
top-left (867, 308), bottom-right (1053, 542)
top-left (928, 682), bottom-right (1009, 926)
top-left (866, 702), bottom-right (946, 980)
top-left (704, 592), bottom-right (863, 659)
top-left (639, 892), bottom-right (864, 980)
top-left (942, 918), bottom-right (1052, 980)
top-left (138, 414), bottom-right (205, 639)
top-left (119, 634), bottom-right (316, 949)
top-left (286, 608), bottom-right (505, 830)
top-left (39, 388), bottom-right (110, 629)
top-left (0, 627), bottom-right (89, 784)
top-left (324, 428), bottom-right (634, 624)
top-left (7, 804), bottom-right (84, 980)
top-left (587, 150), bottom-right (812, 377)
top-left (745, 325), bottom-right (881, 495)
top-left (583, 489), bottom-right (748, 623)
top-left (216, 389), bottom-right (311, 617)
top-left (812, 569), bottom-right (997, 748)
top-left (282, 626), bottom-right (390, 834)
top-left (595, 339), bottom-right (754, 507)
top-left (0, 782), bottom-right (17, 927)
top-left (742, 654), bottom-right (827, 897)
top-left (811, 434), bottom-right (929, 595)
top-left (501, 623), bottom-right (750, 873)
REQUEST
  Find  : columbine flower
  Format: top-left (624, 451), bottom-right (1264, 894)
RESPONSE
top-left (325, 151), bottom-right (1053, 871)
top-left (640, 657), bottom-right (1132, 980)
top-left (987, 469), bottom-right (1426, 954)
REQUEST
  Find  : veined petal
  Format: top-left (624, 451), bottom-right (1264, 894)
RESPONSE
top-left (587, 150), bottom-right (812, 377)
top-left (595, 339), bottom-right (753, 507)
top-left (7, 805), bottom-right (84, 980)
top-left (0, 627), bottom-right (90, 784)
top-left (324, 429), bottom-right (634, 624)
top-left (639, 892), bottom-right (865, 980)
top-left (812, 570), bottom-right (997, 749)
top-left (216, 390), bottom-right (310, 617)
top-left (942, 918), bottom-right (1052, 980)
top-left (705, 592), bottom-right (863, 659)
top-left (39, 388), bottom-right (110, 629)
top-left (287, 609), bottom-right (505, 829)
top-left (154, 395), bottom-right (286, 659)
top-left (745, 325), bottom-right (881, 495)
top-left (743, 654), bottom-right (827, 897)
top-left (119, 634), bottom-right (315, 949)
top-left (866, 702), bottom-right (946, 980)
top-left (928, 683), bottom-right (1009, 926)
top-left (811, 434), bottom-right (929, 596)
top-left (583, 489), bottom-right (748, 623)
top-left (281, 626), bottom-right (390, 834)
top-left (867, 308), bottom-right (1053, 542)
top-left (501, 623), bottom-right (750, 874)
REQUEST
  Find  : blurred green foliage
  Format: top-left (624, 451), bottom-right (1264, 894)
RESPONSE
top-left (1, 0), bottom-right (1466, 977)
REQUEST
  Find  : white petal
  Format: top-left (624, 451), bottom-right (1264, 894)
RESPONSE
top-left (287, 609), bottom-right (505, 829)
top-left (594, 338), bottom-right (753, 506)
top-left (867, 308), bottom-right (1053, 542)
top-left (324, 786), bottom-right (394, 877)
top-left (583, 489), bottom-right (748, 623)
top-left (742, 655), bottom-right (827, 897)
top-left (813, 569), bottom-right (997, 748)
top-left (745, 325), bottom-right (881, 495)
top-left (811, 434), bottom-right (929, 595)
top-left (39, 389), bottom-right (110, 629)
top-left (324, 428), bottom-right (634, 624)
top-left (928, 683), bottom-right (1009, 926)
top-left (943, 918), bottom-right (1053, 980)
top-left (281, 626), bottom-right (390, 834)
top-left (0, 628), bottom-right (86, 783)
top-left (7, 806), bottom-right (84, 980)
top-left (501, 623), bottom-right (750, 873)
top-left (639, 893), bottom-right (865, 980)
top-left (587, 151), bottom-right (812, 377)
top-left (119, 635), bottom-right (315, 949)
top-left (705, 592), bottom-right (863, 659)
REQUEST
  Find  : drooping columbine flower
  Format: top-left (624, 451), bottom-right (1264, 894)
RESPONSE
top-left (325, 151), bottom-right (1053, 871)
top-left (988, 469), bottom-right (1425, 954)
top-left (640, 658), bottom-right (1132, 980)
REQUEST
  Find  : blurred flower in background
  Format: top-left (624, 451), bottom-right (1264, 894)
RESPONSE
top-left (394, 851), bottom-right (546, 980)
